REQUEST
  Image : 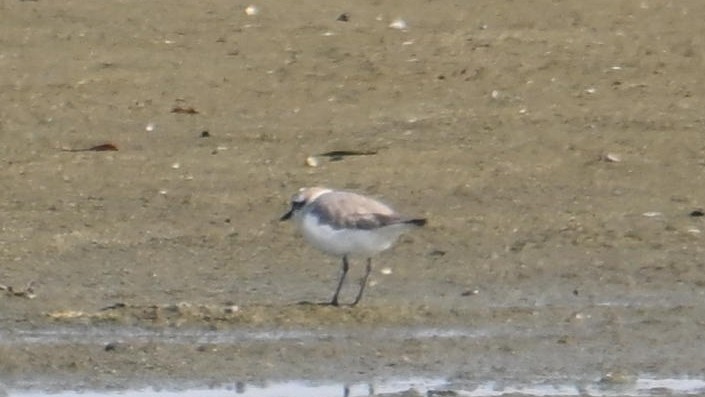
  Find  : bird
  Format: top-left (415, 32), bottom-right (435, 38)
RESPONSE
top-left (280, 187), bottom-right (426, 306)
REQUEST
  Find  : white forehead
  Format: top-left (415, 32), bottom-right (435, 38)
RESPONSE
top-left (293, 187), bottom-right (332, 203)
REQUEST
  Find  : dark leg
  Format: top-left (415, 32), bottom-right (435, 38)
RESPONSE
top-left (330, 255), bottom-right (350, 306)
top-left (351, 258), bottom-right (372, 306)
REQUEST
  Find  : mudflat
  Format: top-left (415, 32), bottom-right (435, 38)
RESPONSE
top-left (2, 0), bottom-right (705, 393)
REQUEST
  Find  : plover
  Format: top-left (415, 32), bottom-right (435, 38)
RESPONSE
top-left (280, 187), bottom-right (426, 306)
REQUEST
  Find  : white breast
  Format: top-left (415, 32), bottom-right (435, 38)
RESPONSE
top-left (298, 212), bottom-right (410, 257)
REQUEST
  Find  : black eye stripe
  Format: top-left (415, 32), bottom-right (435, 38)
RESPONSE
top-left (292, 200), bottom-right (305, 209)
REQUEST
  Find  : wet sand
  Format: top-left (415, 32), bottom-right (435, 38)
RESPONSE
top-left (2, 0), bottom-right (705, 394)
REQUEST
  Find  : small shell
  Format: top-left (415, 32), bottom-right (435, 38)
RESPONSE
top-left (389, 18), bottom-right (408, 30)
top-left (602, 153), bottom-right (621, 162)
top-left (47, 310), bottom-right (85, 319)
top-left (461, 289), bottom-right (479, 296)
top-left (380, 267), bottom-right (392, 275)
top-left (245, 5), bottom-right (259, 16)
top-left (305, 156), bottom-right (320, 167)
top-left (600, 370), bottom-right (635, 385)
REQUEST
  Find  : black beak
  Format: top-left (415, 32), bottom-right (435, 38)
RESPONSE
top-left (280, 208), bottom-right (293, 221)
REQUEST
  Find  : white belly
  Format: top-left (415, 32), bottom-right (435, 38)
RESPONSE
top-left (299, 214), bottom-right (410, 257)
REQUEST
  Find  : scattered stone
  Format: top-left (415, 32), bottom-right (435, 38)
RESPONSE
top-left (104, 342), bottom-right (120, 352)
top-left (0, 281), bottom-right (36, 299)
top-left (245, 5), bottom-right (259, 16)
top-left (389, 18), bottom-right (408, 30)
top-left (306, 156), bottom-right (320, 167)
top-left (602, 152), bottom-right (621, 162)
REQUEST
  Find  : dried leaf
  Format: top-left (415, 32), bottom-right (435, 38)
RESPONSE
top-left (318, 150), bottom-right (378, 161)
top-left (61, 143), bottom-right (118, 152)
top-left (171, 106), bottom-right (199, 114)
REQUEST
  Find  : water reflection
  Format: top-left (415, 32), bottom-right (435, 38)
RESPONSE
top-left (7, 377), bottom-right (705, 397)
top-left (0, 326), bottom-right (488, 346)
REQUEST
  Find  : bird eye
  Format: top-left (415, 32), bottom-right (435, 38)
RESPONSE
top-left (291, 199), bottom-right (305, 209)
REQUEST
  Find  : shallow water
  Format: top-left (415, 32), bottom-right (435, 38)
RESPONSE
top-left (2, 314), bottom-right (704, 397)
top-left (9, 376), bottom-right (705, 397)
top-left (0, 326), bottom-right (488, 346)
top-left (0, 291), bottom-right (694, 346)
top-left (2, 293), bottom-right (704, 395)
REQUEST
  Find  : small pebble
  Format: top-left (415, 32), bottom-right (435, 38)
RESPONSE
top-left (305, 156), bottom-right (320, 167)
top-left (145, 122), bottom-right (156, 132)
top-left (600, 370), bottom-right (634, 385)
top-left (642, 211), bottom-right (662, 217)
top-left (104, 342), bottom-right (120, 352)
top-left (602, 153), bottom-right (621, 162)
top-left (245, 5), bottom-right (259, 16)
top-left (389, 18), bottom-right (407, 30)
top-left (380, 267), bottom-right (392, 275)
